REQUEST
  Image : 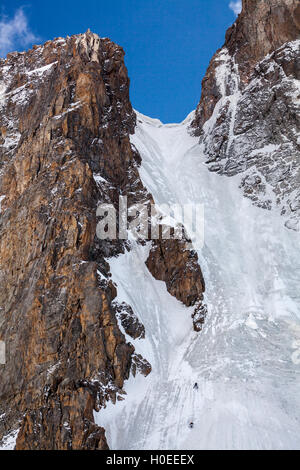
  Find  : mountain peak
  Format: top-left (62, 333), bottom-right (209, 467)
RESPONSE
top-left (226, 0), bottom-right (300, 82)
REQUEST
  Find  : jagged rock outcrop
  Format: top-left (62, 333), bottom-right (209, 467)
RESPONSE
top-left (131, 353), bottom-right (152, 378)
top-left (191, 0), bottom-right (300, 230)
top-left (0, 30), bottom-right (205, 449)
top-left (226, 0), bottom-right (300, 84)
top-left (146, 239), bottom-right (204, 307)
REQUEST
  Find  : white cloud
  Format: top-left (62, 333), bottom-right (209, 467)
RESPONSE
top-left (229, 0), bottom-right (242, 16)
top-left (0, 8), bottom-right (38, 57)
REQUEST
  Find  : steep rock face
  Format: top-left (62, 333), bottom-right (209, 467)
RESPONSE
top-left (193, 0), bottom-right (300, 130)
top-left (146, 239), bottom-right (206, 331)
top-left (0, 31), bottom-right (205, 449)
top-left (191, 0), bottom-right (300, 229)
top-left (0, 31), bottom-right (142, 450)
top-left (146, 239), bottom-right (205, 307)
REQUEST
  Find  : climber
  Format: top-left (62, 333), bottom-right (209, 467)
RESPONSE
top-left (193, 382), bottom-right (198, 390)
top-left (189, 422), bottom-right (194, 429)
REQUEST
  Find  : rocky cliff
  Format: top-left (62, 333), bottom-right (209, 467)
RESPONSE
top-left (191, 0), bottom-right (300, 230)
top-left (0, 31), bottom-right (205, 449)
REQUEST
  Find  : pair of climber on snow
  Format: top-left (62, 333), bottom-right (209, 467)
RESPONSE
top-left (189, 383), bottom-right (199, 428)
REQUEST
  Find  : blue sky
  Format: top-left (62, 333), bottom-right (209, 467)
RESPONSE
top-left (0, 1), bottom-right (241, 122)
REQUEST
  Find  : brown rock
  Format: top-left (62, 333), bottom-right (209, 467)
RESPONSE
top-left (146, 239), bottom-right (205, 307)
top-left (114, 302), bottom-right (145, 339)
top-left (131, 353), bottom-right (152, 378)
